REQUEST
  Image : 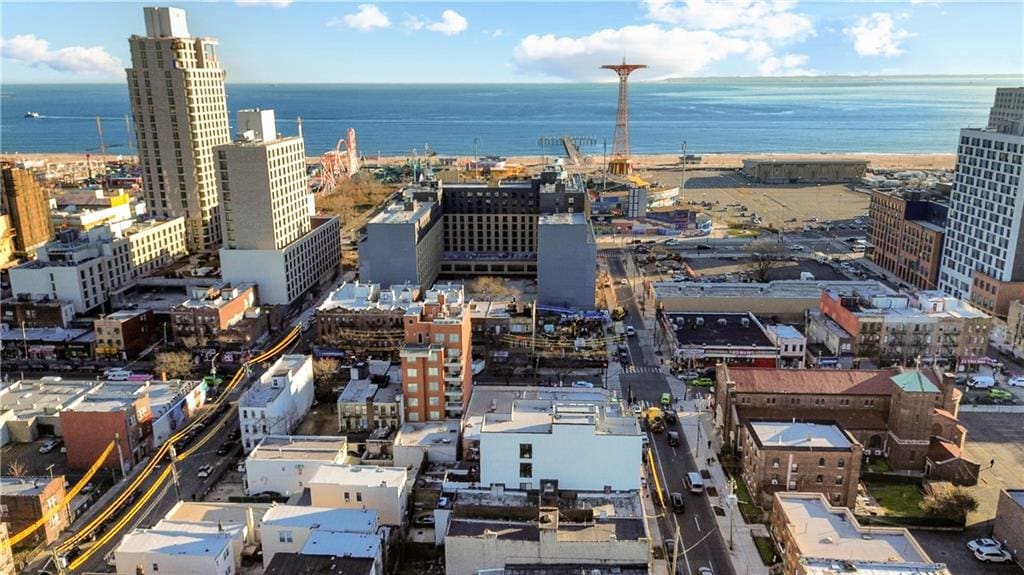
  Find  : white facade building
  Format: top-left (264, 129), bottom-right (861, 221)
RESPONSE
top-left (308, 464), bottom-right (410, 526)
top-left (259, 505), bottom-right (379, 569)
top-left (216, 109), bottom-right (340, 305)
top-left (244, 435), bottom-right (347, 497)
top-left (939, 87), bottom-right (1024, 315)
top-left (128, 7), bottom-right (231, 250)
top-left (479, 400), bottom-right (642, 492)
top-left (238, 355), bottom-right (314, 452)
top-left (114, 529), bottom-right (235, 575)
top-left (765, 324), bottom-right (807, 368)
top-left (9, 219), bottom-right (186, 313)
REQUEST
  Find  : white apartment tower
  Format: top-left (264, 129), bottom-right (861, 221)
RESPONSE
top-left (215, 109), bottom-right (311, 250)
top-left (938, 87), bottom-right (1024, 318)
top-left (127, 7), bottom-right (231, 251)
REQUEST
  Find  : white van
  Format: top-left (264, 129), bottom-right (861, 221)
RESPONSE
top-left (968, 375), bottom-right (995, 389)
top-left (685, 471), bottom-right (705, 494)
top-left (103, 368), bottom-right (133, 381)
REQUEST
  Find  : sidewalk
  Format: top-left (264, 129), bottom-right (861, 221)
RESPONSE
top-left (677, 399), bottom-right (770, 575)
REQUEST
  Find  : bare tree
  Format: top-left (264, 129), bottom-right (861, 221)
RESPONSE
top-left (744, 240), bottom-right (788, 282)
top-left (468, 277), bottom-right (522, 301)
top-left (314, 358), bottom-right (341, 380)
top-left (155, 351), bottom-right (194, 379)
top-left (6, 459), bottom-right (28, 477)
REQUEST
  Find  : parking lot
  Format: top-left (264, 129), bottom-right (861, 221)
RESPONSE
top-left (676, 170), bottom-right (871, 232)
top-left (1, 437), bottom-right (76, 481)
top-left (640, 254), bottom-right (850, 283)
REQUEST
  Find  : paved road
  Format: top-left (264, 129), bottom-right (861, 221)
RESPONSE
top-left (609, 251), bottom-right (736, 575)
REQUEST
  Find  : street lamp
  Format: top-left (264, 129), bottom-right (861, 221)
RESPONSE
top-left (727, 480), bottom-right (738, 551)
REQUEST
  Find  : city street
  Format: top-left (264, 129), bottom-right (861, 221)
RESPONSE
top-left (609, 251), bottom-right (737, 575)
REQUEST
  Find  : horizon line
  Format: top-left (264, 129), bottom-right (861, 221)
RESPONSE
top-left (4, 72), bottom-right (1023, 86)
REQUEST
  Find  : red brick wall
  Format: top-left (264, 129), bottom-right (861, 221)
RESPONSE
top-left (819, 292), bottom-right (860, 337)
top-left (59, 410), bottom-right (133, 470)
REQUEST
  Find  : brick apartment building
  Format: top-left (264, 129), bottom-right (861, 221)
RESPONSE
top-left (0, 295), bottom-right (76, 329)
top-left (400, 284), bottom-right (472, 422)
top-left (716, 366), bottom-right (979, 484)
top-left (739, 419), bottom-right (863, 507)
top-left (868, 190), bottom-right (948, 291)
top-left (0, 476), bottom-right (69, 545)
top-left (60, 386), bottom-right (153, 471)
top-left (316, 282), bottom-right (421, 358)
top-left (170, 283), bottom-right (257, 344)
top-left (94, 309), bottom-right (159, 360)
top-left (1, 165), bottom-right (53, 259)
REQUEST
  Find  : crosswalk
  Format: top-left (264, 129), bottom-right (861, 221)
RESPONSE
top-left (621, 365), bottom-right (663, 374)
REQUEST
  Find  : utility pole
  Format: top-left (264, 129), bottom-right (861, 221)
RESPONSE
top-left (115, 433), bottom-right (126, 482)
top-left (671, 514), bottom-right (682, 575)
top-left (21, 320), bottom-right (28, 359)
top-left (727, 478), bottom-right (738, 551)
top-left (169, 445), bottom-right (182, 501)
top-left (681, 141), bottom-right (687, 190)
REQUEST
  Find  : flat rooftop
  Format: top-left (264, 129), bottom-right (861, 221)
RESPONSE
top-left (368, 201), bottom-right (435, 225)
top-left (318, 282), bottom-right (421, 313)
top-left (117, 529), bottom-right (232, 558)
top-left (748, 420), bottom-right (852, 450)
top-left (446, 517), bottom-right (646, 543)
top-left (801, 559), bottom-right (949, 575)
top-left (454, 489), bottom-right (644, 519)
top-left (300, 531), bottom-right (381, 558)
top-left (0, 476), bottom-right (59, 497)
top-left (262, 505), bottom-right (377, 533)
top-left (0, 326), bottom-right (94, 343)
top-left (163, 501), bottom-right (273, 525)
top-left (667, 313), bottom-right (775, 348)
top-left (539, 212), bottom-right (587, 225)
top-left (308, 464), bottom-right (407, 488)
top-left (481, 400), bottom-right (639, 436)
top-left (653, 280), bottom-right (893, 300)
top-left (0, 379), bottom-right (94, 419)
top-left (394, 421), bottom-right (459, 448)
top-left (776, 493), bottom-right (930, 563)
top-left (265, 554), bottom-right (375, 575)
top-left (1007, 490), bottom-right (1024, 509)
top-left (338, 379), bottom-right (377, 404)
top-left (249, 436), bottom-right (347, 462)
top-left (768, 324), bottom-right (804, 340)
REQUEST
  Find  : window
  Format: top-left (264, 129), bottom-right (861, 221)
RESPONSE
top-left (818, 458), bottom-right (826, 467)
top-left (407, 368), bottom-right (417, 377)
top-left (279, 531), bottom-right (293, 543)
top-left (520, 462), bottom-right (533, 478)
top-left (449, 333), bottom-right (460, 343)
top-left (520, 443), bottom-right (533, 459)
top-left (428, 367), bottom-right (438, 377)
top-left (837, 458), bottom-right (845, 468)
top-left (344, 492), bottom-right (351, 502)
top-left (153, 564), bottom-right (160, 572)
top-left (772, 458), bottom-right (780, 468)
top-left (356, 492), bottom-right (363, 502)
top-left (816, 474), bottom-right (824, 484)
top-left (835, 476), bottom-right (844, 485)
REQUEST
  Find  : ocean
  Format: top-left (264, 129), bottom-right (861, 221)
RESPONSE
top-left (1, 76), bottom-right (1019, 157)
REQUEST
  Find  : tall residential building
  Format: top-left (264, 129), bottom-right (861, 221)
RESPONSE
top-left (127, 6), bottom-right (231, 251)
top-left (868, 190), bottom-right (948, 290)
top-left (938, 87), bottom-right (1024, 317)
top-left (1, 165), bottom-right (53, 258)
top-left (399, 283), bottom-right (471, 422)
top-left (217, 109), bottom-right (341, 304)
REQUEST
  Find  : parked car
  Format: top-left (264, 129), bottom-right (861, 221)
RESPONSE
top-left (103, 368), bottom-right (133, 381)
top-left (698, 567), bottom-right (714, 575)
top-left (661, 393), bottom-right (672, 406)
top-left (668, 431), bottom-right (681, 447)
top-left (968, 375), bottom-right (996, 389)
top-left (196, 464), bottom-right (215, 479)
top-left (989, 389), bottom-right (1013, 402)
top-left (691, 377), bottom-right (714, 388)
top-left (625, 326), bottom-right (637, 337)
top-left (1007, 375), bottom-right (1024, 387)
top-left (39, 439), bottom-right (62, 454)
top-left (216, 442), bottom-right (236, 456)
top-left (974, 548), bottom-right (1012, 563)
top-left (670, 492), bottom-right (686, 513)
top-left (967, 538), bottom-right (1002, 553)
top-left (571, 381), bottom-right (594, 388)
top-left (664, 411), bottom-right (678, 425)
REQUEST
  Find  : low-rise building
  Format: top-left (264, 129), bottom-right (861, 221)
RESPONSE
top-left (444, 490), bottom-right (650, 575)
top-left (308, 464), bottom-right (410, 526)
top-left (170, 283), bottom-right (258, 345)
top-left (0, 476), bottom-right (68, 545)
top-left (659, 312), bottom-right (781, 368)
top-left (652, 280), bottom-right (894, 322)
top-left (812, 288), bottom-right (991, 367)
top-left (9, 219), bottom-right (187, 314)
top-left (94, 308), bottom-right (159, 360)
top-left (264, 553), bottom-right (376, 575)
top-left (244, 435), bottom-right (348, 497)
top-left (740, 419), bottom-right (863, 507)
top-left (0, 325), bottom-right (95, 363)
top-left (60, 382), bottom-right (153, 472)
top-left (147, 379), bottom-right (207, 448)
top-left (994, 489), bottom-right (1024, 568)
top-left (0, 379), bottom-right (95, 442)
top-left (114, 529), bottom-right (235, 575)
top-left (765, 324), bottom-right (807, 368)
top-left (741, 158), bottom-right (868, 183)
top-left (715, 366), bottom-right (977, 479)
top-left (0, 294), bottom-right (75, 329)
top-left (393, 421), bottom-right (459, 468)
top-left (480, 400), bottom-right (641, 492)
top-left (770, 492), bottom-right (949, 575)
top-left (336, 372), bottom-right (403, 433)
top-left (316, 282), bottom-right (420, 358)
top-left (260, 505), bottom-right (379, 570)
top-left (239, 355), bottom-right (314, 452)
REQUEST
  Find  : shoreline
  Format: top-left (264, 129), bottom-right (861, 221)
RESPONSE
top-left (1, 151), bottom-right (956, 171)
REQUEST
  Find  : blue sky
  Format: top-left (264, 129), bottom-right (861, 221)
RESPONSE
top-left (1, 1), bottom-right (1021, 83)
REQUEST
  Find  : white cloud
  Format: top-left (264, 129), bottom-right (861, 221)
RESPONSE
top-left (0, 34), bottom-right (123, 77)
top-left (643, 0), bottom-right (814, 42)
top-left (404, 15), bottom-right (425, 31)
top-left (514, 24), bottom-right (750, 81)
top-left (483, 28), bottom-right (505, 39)
top-left (236, 0), bottom-right (292, 7)
top-left (758, 52), bottom-right (813, 75)
top-left (427, 10), bottom-right (468, 36)
top-left (844, 12), bottom-right (913, 57)
top-left (330, 4), bottom-right (391, 31)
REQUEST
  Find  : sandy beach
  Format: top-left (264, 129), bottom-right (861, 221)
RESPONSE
top-left (1, 151), bottom-right (955, 172)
